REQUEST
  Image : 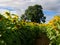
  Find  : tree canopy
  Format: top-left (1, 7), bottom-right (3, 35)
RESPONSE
top-left (21, 4), bottom-right (46, 23)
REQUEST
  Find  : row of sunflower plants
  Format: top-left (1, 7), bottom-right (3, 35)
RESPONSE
top-left (0, 11), bottom-right (60, 45)
top-left (46, 15), bottom-right (60, 45)
top-left (0, 11), bottom-right (48, 45)
top-left (0, 11), bottom-right (21, 45)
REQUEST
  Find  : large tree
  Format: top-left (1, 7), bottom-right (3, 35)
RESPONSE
top-left (21, 4), bottom-right (46, 23)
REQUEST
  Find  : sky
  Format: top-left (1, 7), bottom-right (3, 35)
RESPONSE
top-left (0, 0), bottom-right (60, 22)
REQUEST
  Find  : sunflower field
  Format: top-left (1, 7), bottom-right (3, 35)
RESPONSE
top-left (0, 11), bottom-right (60, 45)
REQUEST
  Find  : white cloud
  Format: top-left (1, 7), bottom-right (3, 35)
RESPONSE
top-left (0, 0), bottom-right (60, 15)
top-left (0, 0), bottom-right (12, 2)
top-left (0, 0), bottom-right (60, 22)
top-left (0, 9), bottom-right (18, 15)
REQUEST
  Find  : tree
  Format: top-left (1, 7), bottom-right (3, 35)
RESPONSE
top-left (21, 4), bottom-right (46, 23)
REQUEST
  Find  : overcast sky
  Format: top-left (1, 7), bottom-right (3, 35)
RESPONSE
top-left (0, 0), bottom-right (60, 14)
top-left (0, 0), bottom-right (60, 22)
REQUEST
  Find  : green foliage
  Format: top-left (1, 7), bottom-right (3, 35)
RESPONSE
top-left (1, 11), bottom-right (60, 45)
top-left (0, 14), bottom-right (21, 45)
top-left (21, 4), bottom-right (46, 23)
top-left (46, 16), bottom-right (60, 45)
top-left (0, 11), bottom-right (47, 45)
